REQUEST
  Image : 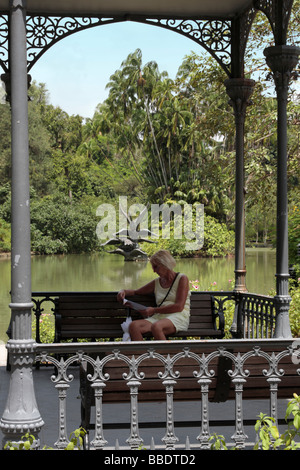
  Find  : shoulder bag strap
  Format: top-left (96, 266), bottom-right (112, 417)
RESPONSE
top-left (157, 272), bottom-right (179, 307)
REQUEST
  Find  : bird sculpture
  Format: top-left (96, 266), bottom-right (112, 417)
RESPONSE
top-left (101, 205), bottom-right (157, 261)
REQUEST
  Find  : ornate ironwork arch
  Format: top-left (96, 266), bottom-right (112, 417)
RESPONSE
top-left (0, 12), bottom-right (257, 79)
top-left (0, 15), bottom-right (9, 73)
top-left (0, 1), bottom-right (295, 84)
top-left (1, 0), bottom-right (293, 79)
top-left (136, 18), bottom-right (232, 75)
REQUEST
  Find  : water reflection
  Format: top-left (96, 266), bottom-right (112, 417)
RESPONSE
top-left (0, 249), bottom-right (276, 342)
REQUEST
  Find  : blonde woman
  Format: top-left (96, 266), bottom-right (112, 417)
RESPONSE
top-left (117, 250), bottom-right (190, 340)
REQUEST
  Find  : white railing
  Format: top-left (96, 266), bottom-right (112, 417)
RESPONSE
top-left (35, 338), bottom-right (300, 450)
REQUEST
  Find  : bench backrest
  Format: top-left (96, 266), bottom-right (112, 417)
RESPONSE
top-left (132, 292), bottom-right (221, 338)
top-left (55, 291), bottom-right (222, 341)
top-left (55, 293), bottom-right (133, 341)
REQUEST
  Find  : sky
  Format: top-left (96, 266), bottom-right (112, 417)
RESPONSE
top-left (30, 22), bottom-right (202, 119)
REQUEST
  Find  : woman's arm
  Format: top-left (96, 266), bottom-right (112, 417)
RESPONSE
top-left (117, 280), bottom-right (155, 302)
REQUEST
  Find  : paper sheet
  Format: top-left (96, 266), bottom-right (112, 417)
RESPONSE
top-left (123, 298), bottom-right (148, 311)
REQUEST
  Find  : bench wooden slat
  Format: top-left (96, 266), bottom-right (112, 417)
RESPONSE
top-left (61, 317), bottom-right (127, 325)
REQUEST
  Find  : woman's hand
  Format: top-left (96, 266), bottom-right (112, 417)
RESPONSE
top-left (141, 307), bottom-right (155, 318)
top-left (117, 290), bottom-right (126, 303)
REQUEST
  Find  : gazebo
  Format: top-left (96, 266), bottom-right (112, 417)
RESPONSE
top-left (0, 0), bottom-right (299, 449)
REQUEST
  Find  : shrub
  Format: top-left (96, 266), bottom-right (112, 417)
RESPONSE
top-left (253, 393), bottom-right (300, 450)
top-left (289, 203), bottom-right (300, 265)
top-left (30, 195), bottom-right (100, 254)
top-left (289, 280), bottom-right (300, 337)
top-left (4, 427), bottom-right (87, 450)
top-left (32, 313), bottom-right (55, 343)
top-left (141, 215), bottom-right (234, 258)
top-left (0, 218), bottom-right (10, 252)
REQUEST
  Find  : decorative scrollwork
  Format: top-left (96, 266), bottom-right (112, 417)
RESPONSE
top-left (0, 1), bottom-right (295, 78)
top-left (0, 15), bottom-right (9, 73)
top-left (0, 14), bottom-right (234, 76)
top-left (146, 18), bottom-right (232, 75)
top-left (26, 16), bottom-right (115, 71)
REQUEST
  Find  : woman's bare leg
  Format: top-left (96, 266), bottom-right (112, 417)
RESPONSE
top-left (151, 319), bottom-right (176, 340)
top-left (129, 319), bottom-right (152, 341)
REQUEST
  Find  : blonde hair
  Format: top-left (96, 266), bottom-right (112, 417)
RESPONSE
top-left (150, 250), bottom-right (176, 270)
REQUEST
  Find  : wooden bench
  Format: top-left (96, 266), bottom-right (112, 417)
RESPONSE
top-left (50, 290), bottom-right (228, 442)
top-left (54, 291), bottom-right (225, 342)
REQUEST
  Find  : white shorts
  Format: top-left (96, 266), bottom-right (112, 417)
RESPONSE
top-left (145, 311), bottom-right (190, 332)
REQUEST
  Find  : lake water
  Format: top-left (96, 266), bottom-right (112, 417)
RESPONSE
top-left (0, 248), bottom-right (276, 343)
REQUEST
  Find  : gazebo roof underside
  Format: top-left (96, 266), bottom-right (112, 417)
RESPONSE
top-left (0, 0), bottom-right (253, 18)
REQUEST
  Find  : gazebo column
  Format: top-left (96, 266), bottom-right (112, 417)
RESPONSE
top-left (224, 78), bottom-right (255, 295)
top-left (224, 79), bottom-right (255, 337)
top-left (0, 0), bottom-right (44, 448)
top-left (264, 45), bottom-right (300, 338)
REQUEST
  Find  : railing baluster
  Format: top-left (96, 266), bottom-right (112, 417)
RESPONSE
top-left (250, 298), bottom-right (255, 338)
top-left (162, 377), bottom-right (179, 450)
top-left (197, 378), bottom-right (212, 449)
top-left (229, 349), bottom-right (252, 450)
top-left (90, 380), bottom-right (107, 450)
top-left (231, 377), bottom-right (247, 449)
top-left (126, 379), bottom-right (143, 450)
top-left (238, 293), bottom-right (277, 339)
top-left (255, 298), bottom-right (260, 338)
top-left (54, 381), bottom-right (70, 449)
top-left (268, 377), bottom-right (281, 428)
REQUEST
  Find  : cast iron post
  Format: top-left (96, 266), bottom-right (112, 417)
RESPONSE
top-left (224, 78), bottom-right (255, 295)
top-left (0, 0), bottom-right (44, 448)
top-left (264, 45), bottom-right (300, 338)
top-left (224, 78), bottom-right (255, 337)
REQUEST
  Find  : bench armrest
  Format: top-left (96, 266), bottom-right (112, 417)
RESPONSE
top-left (211, 295), bottom-right (225, 336)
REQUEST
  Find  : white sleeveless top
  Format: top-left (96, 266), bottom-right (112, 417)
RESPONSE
top-left (147, 273), bottom-right (191, 332)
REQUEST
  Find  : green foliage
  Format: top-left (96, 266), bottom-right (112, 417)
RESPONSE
top-left (202, 215), bottom-right (234, 257)
top-left (141, 214), bottom-right (234, 259)
top-left (0, 103), bottom-right (11, 185)
top-left (289, 201), bottom-right (300, 265)
top-left (4, 428), bottom-right (87, 450)
top-left (209, 433), bottom-right (229, 450)
top-left (64, 427), bottom-right (87, 450)
top-left (289, 280), bottom-right (300, 338)
top-left (254, 394), bottom-right (300, 450)
top-left (4, 432), bottom-right (37, 450)
top-left (30, 195), bottom-right (100, 254)
top-left (207, 393), bottom-right (300, 450)
top-left (0, 218), bottom-right (10, 252)
top-left (32, 313), bottom-right (55, 343)
top-left (254, 414), bottom-right (282, 450)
